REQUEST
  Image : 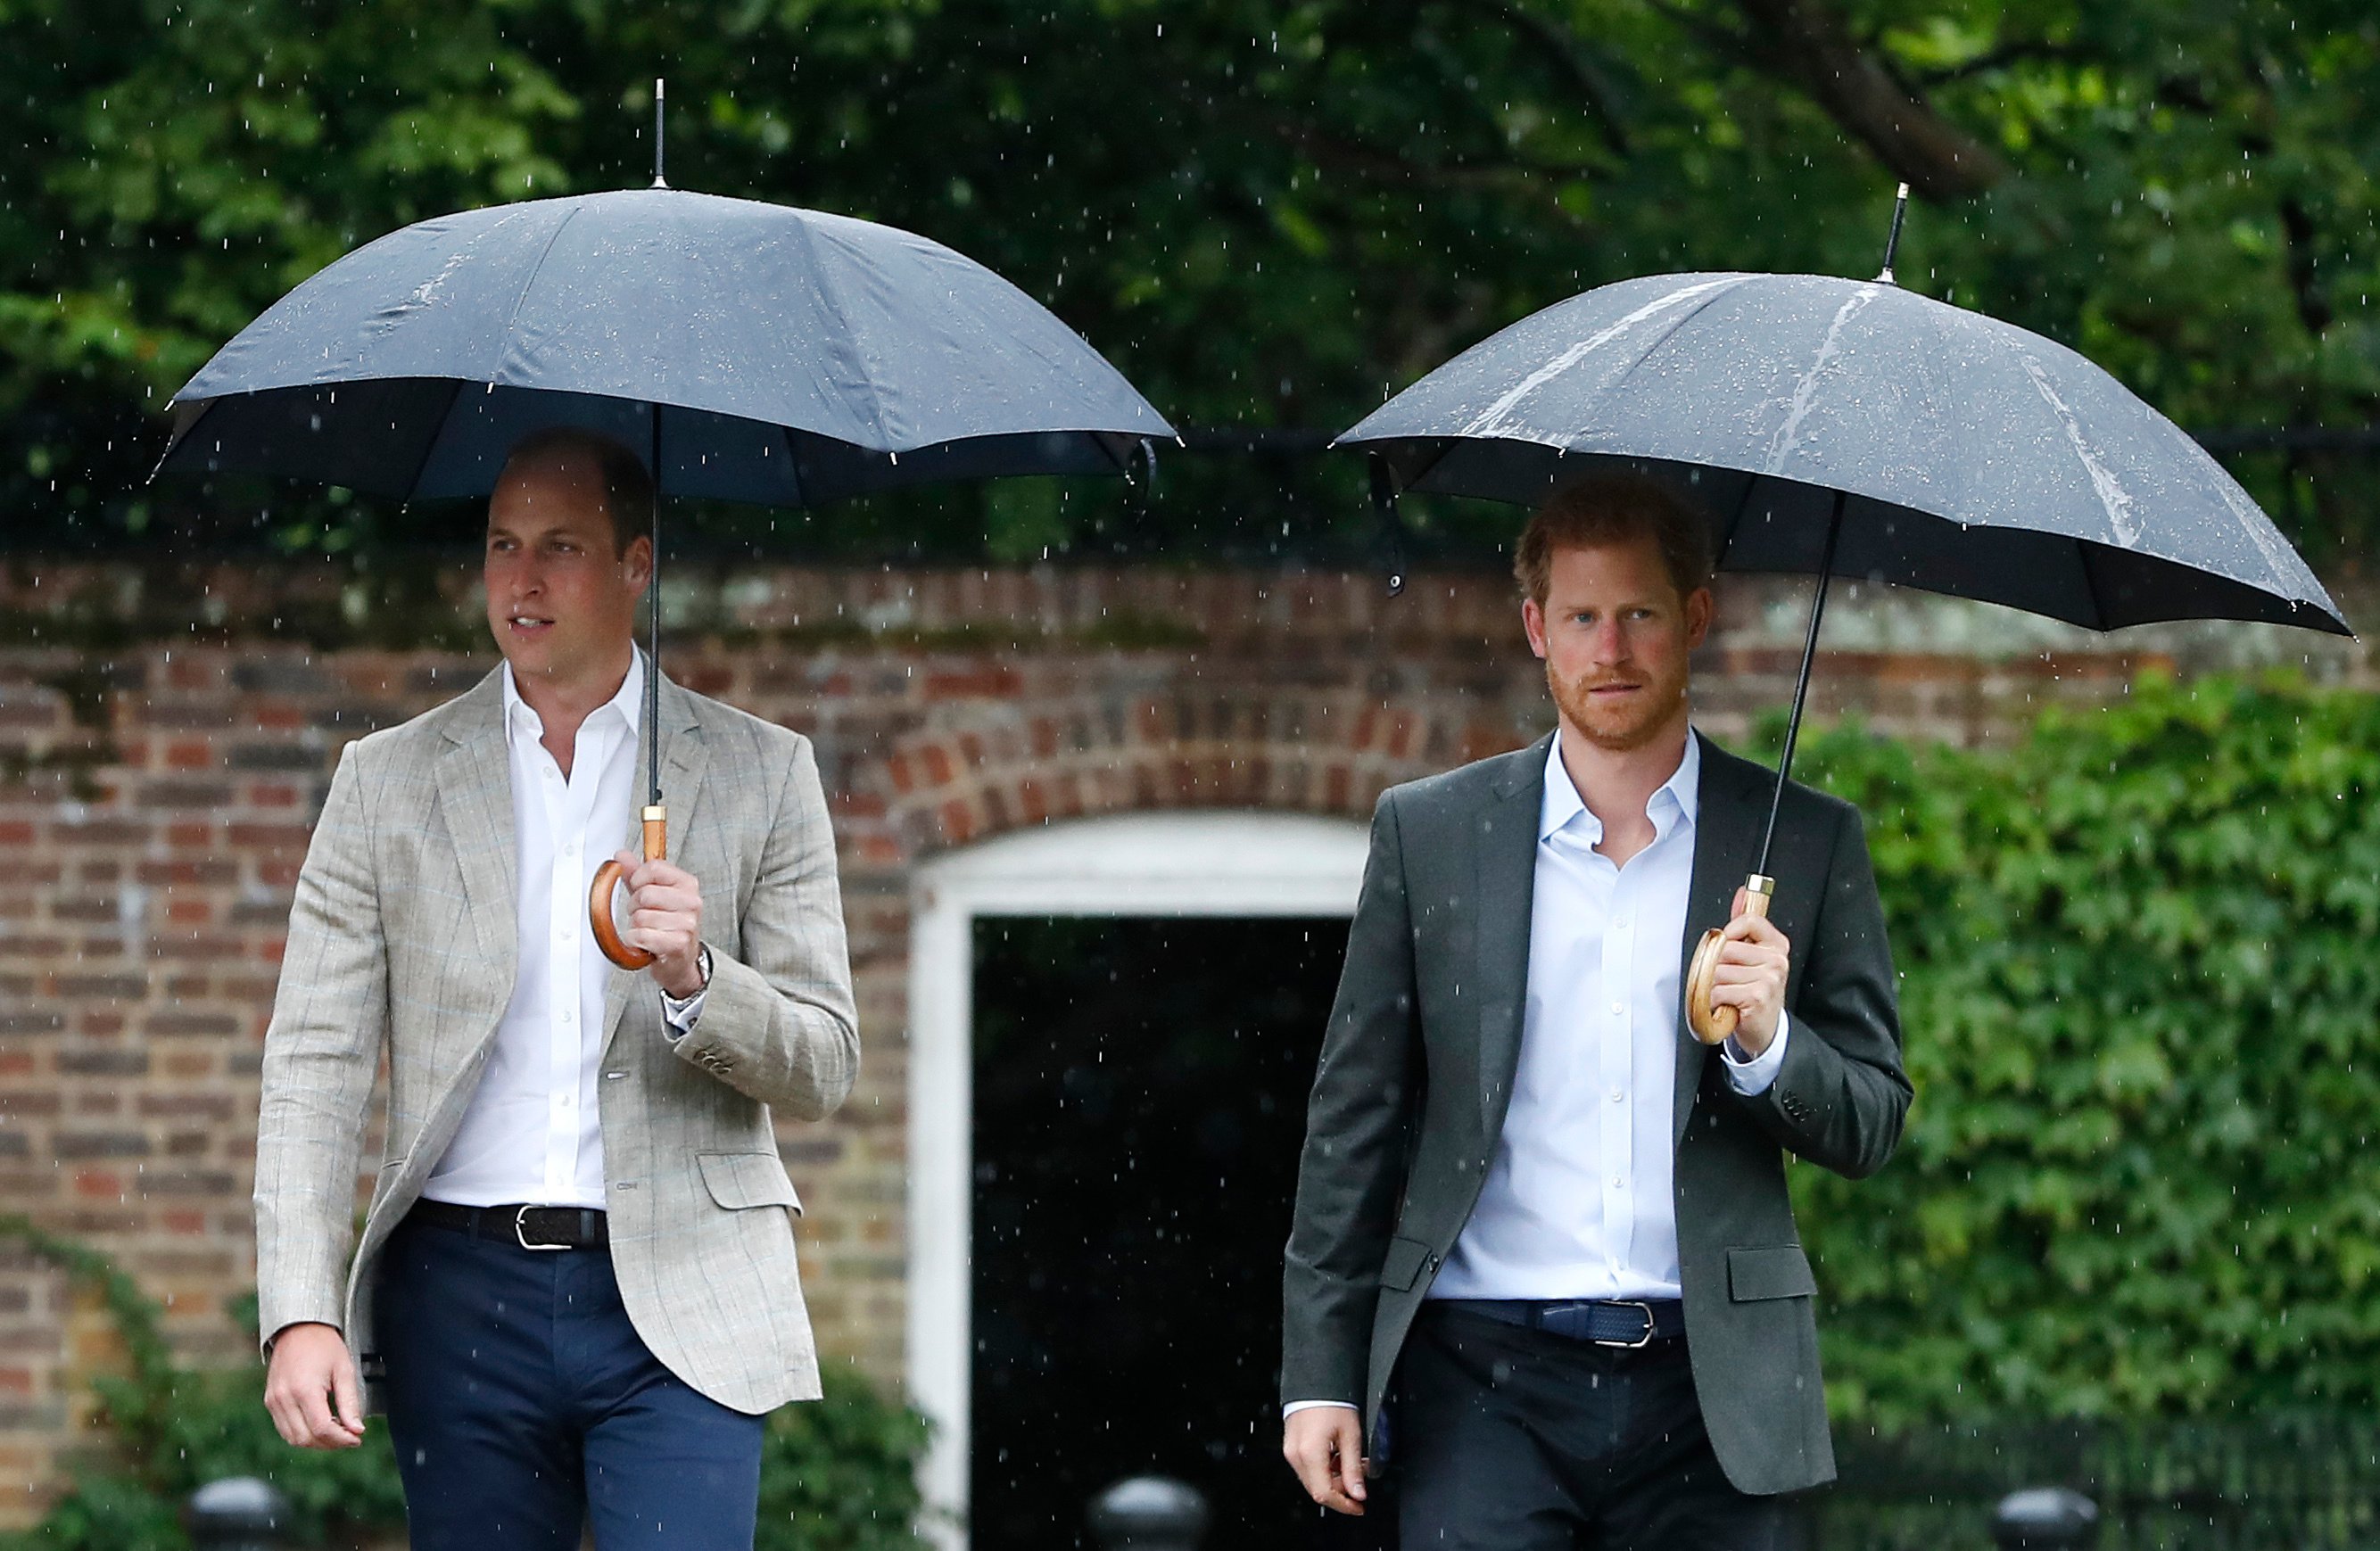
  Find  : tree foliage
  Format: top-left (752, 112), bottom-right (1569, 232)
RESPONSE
top-left (0, 1), bottom-right (2374, 559)
top-left (1789, 675), bottom-right (2380, 1427)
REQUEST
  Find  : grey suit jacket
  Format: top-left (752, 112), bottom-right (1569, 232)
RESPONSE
top-left (253, 668), bottom-right (859, 1415)
top-left (1280, 730), bottom-right (1911, 1495)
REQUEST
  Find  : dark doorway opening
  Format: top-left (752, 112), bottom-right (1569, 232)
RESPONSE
top-left (970, 914), bottom-right (1374, 1549)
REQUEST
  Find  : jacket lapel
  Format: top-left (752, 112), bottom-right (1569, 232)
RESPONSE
top-left (1476, 734), bottom-right (1552, 1138)
top-left (434, 672), bottom-right (517, 974)
top-left (1674, 731), bottom-right (1764, 1148)
top-left (601, 674), bottom-right (708, 1056)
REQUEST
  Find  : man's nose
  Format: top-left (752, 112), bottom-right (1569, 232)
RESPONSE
top-left (1589, 617), bottom-right (1627, 662)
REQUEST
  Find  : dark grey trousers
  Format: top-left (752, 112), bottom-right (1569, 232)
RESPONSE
top-left (1393, 1304), bottom-right (1796, 1551)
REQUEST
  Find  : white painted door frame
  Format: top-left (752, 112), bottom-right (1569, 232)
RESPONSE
top-left (905, 811), bottom-right (1369, 1548)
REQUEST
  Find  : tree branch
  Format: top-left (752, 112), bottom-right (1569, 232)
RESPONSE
top-left (1242, 103), bottom-right (1599, 217)
top-left (1475, 0), bottom-right (1632, 159)
top-left (2277, 195), bottom-right (2334, 336)
top-left (1725, 0), bottom-right (2010, 199)
top-left (1161, 74), bottom-right (1599, 229)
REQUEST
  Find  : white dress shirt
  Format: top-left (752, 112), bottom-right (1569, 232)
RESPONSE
top-left (423, 650), bottom-right (705, 1209)
top-left (1285, 730), bottom-right (1789, 1417)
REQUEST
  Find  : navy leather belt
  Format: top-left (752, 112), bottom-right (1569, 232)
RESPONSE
top-left (409, 1200), bottom-right (609, 1251)
top-left (1433, 1297), bottom-right (1684, 1347)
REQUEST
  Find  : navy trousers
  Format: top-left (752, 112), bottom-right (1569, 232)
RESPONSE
top-left (1394, 1304), bottom-right (1794, 1550)
top-left (376, 1214), bottom-right (765, 1550)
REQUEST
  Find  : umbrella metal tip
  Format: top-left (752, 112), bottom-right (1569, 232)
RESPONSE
top-left (651, 78), bottom-right (668, 187)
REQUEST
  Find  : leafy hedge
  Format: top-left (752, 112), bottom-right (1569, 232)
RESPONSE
top-left (1784, 673), bottom-right (2380, 1428)
top-left (0, 1217), bottom-right (927, 1549)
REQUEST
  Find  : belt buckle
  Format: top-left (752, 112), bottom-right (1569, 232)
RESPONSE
top-left (1592, 1299), bottom-right (1657, 1349)
top-left (514, 1205), bottom-right (571, 1252)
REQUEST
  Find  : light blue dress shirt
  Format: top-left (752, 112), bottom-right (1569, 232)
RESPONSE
top-left (1433, 730), bottom-right (1788, 1301)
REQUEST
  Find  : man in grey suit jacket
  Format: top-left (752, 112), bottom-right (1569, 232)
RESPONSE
top-left (254, 429), bottom-right (858, 1549)
top-left (1281, 474), bottom-right (1910, 1548)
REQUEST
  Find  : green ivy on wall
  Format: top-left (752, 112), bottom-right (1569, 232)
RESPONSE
top-left (1786, 673), bottom-right (2380, 1428)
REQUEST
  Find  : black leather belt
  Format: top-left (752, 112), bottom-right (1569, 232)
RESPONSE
top-left (409, 1200), bottom-right (609, 1251)
top-left (1433, 1298), bottom-right (1685, 1347)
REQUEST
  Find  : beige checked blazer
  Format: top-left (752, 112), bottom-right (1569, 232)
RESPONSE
top-left (252, 668), bottom-right (858, 1415)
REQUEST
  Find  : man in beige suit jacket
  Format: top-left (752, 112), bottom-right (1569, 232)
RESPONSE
top-left (253, 428), bottom-right (858, 1549)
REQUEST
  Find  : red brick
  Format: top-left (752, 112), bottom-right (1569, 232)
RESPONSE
top-left (135, 860), bottom-right (238, 887)
top-left (923, 667), bottom-right (1021, 700)
top-left (227, 822), bottom-right (310, 850)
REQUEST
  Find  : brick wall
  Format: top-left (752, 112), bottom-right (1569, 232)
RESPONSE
top-left (0, 558), bottom-right (2367, 1522)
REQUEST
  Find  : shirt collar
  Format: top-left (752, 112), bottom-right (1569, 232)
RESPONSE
top-left (500, 647), bottom-right (645, 742)
top-left (1539, 728), bottom-right (1700, 845)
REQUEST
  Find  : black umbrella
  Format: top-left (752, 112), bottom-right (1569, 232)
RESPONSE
top-left (1337, 188), bottom-right (2350, 1042)
top-left (158, 88), bottom-right (1175, 965)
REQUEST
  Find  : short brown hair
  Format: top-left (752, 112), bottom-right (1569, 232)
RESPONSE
top-left (1513, 472), bottom-right (1715, 606)
top-left (500, 427), bottom-right (656, 555)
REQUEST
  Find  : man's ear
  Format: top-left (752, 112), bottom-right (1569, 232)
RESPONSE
top-left (622, 532), bottom-right (655, 594)
top-left (1521, 598), bottom-right (1549, 660)
top-left (1682, 585), bottom-right (1715, 650)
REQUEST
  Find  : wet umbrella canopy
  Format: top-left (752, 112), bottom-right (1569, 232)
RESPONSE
top-left (1338, 192), bottom-right (2348, 1041)
top-left (157, 95), bottom-right (1174, 964)
top-left (1340, 269), bottom-right (2345, 637)
top-left (156, 186), bottom-right (1170, 507)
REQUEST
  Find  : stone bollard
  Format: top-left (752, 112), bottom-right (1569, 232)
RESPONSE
top-left (1989, 1486), bottom-right (2100, 1550)
top-left (1086, 1475), bottom-right (1210, 1551)
top-left (186, 1477), bottom-right (292, 1551)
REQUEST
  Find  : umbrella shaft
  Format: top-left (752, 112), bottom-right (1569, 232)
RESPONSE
top-left (1756, 489), bottom-right (1845, 876)
top-left (648, 414), bottom-right (663, 807)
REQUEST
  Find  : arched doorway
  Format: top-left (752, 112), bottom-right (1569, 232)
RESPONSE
top-left (906, 812), bottom-right (1369, 1547)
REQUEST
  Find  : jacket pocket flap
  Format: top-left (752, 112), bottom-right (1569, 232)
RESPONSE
top-left (1727, 1245), bottom-right (1816, 1301)
top-left (698, 1151), bottom-right (803, 1215)
top-left (1378, 1236), bottom-right (1434, 1292)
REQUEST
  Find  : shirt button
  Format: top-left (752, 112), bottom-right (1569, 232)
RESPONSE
top-left (1611, 1176), bottom-right (1624, 1190)
top-left (1609, 1088), bottom-right (1624, 1103)
top-left (562, 1009), bottom-right (574, 1024)
top-left (1610, 1000), bottom-right (1624, 1015)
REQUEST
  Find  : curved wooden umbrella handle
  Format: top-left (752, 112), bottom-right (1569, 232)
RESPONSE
top-left (1685, 873), bottom-right (1773, 1046)
top-left (590, 805), bottom-right (666, 970)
